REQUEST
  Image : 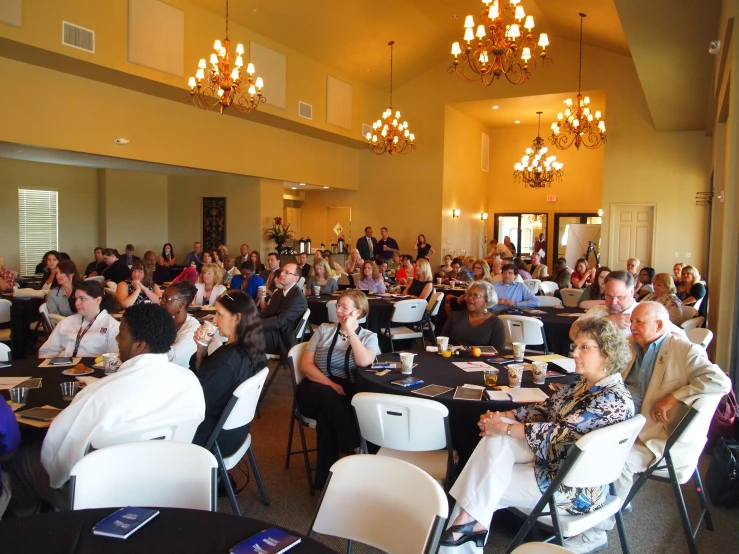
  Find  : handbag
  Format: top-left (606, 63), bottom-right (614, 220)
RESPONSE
top-left (705, 438), bottom-right (739, 508)
top-left (705, 390), bottom-right (737, 454)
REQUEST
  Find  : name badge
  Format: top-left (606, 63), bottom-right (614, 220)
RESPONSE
top-left (100, 328), bottom-right (108, 335)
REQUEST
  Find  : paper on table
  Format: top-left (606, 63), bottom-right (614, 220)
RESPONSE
top-left (461, 383), bottom-right (486, 390)
top-left (550, 358), bottom-right (576, 373)
top-left (486, 390), bottom-right (510, 401)
top-left (0, 377), bottom-right (33, 390)
top-left (452, 361), bottom-right (492, 372)
top-left (526, 354), bottom-right (570, 363)
top-left (502, 387), bottom-right (550, 402)
top-left (38, 357), bottom-right (82, 368)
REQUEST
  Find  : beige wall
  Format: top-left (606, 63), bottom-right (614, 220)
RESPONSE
top-left (259, 178), bottom-right (287, 256)
top-left (0, 158), bottom-right (99, 272)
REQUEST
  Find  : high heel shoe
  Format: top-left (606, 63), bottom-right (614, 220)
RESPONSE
top-left (438, 521), bottom-right (487, 547)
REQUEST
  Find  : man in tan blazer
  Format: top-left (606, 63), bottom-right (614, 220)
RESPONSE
top-left (527, 252), bottom-right (549, 280)
top-left (566, 301), bottom-right (731, 553)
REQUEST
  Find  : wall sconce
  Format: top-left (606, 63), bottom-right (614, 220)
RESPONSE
top-left (452, 209), bottom-right (461, 218)
top-left (597, 208), bottom-right (603, 217)
top-left (480, 212), bottom-right (488, 221)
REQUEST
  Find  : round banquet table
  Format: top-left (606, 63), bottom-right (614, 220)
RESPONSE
top-left (0, 507), bottom-right (334, 553)
top-left (530, 306), bottom-right (585, 355)
top-left (354, 351), bottom-right (574, 467)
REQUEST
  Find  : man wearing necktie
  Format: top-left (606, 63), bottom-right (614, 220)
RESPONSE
top-left (356, 227), bottom-right (378, 262)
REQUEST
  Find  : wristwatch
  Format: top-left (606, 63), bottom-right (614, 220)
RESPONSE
top-left (506, 424), bottom-right (513, 437)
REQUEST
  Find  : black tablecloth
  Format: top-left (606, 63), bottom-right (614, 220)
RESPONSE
top-left (354, 351), bottom-right (574, 466)
top-left (7, 296), bottom-right (44, 359)
top-left (0, 507), bottom-right (333, 553)
top-left (532, 306), bottom-right (584, 355)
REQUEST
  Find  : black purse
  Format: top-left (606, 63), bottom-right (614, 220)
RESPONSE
top-left (705, 438), bottom-right (739, 508)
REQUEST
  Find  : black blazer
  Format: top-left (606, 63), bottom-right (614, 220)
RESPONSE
top-left (102, 259), bottom-right (131, 284)
top-left (260, 285), bottom-right (308, 347)
top-left (356, 236), bottom-right (378, 261)
top-left (299, 263), bottom-right (311, 279)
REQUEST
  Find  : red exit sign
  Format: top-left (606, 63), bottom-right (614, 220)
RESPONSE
top-left (546, 195), bottom-right (557, 202)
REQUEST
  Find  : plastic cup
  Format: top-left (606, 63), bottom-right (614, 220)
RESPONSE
top-left (483, 368), bottom-right (499, 387)
top-left (436, 277), bottom-right (442, 285)
top-left (102, 353), bottom-right (118, 373)
top-left (399, 353), bottom-right (416, 374)
top-left (196, 321), bottom-right (218, 347)
top-left (532, 362), bottom-right (547, 385)
top-left (10, 387), bottom-right (29, 406)
top-left (60, 381), bottom-right (80, 401)
top-left (313, 286), bottom-right (321, 297)
top-left (436, 336), bottom-right (449, 352)
top-left (512, 342), bottom-right (526, 362)
top-left (508, 364), bottom-right (524, 388)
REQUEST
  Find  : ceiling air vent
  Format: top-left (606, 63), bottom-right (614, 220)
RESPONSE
top-left (62, 21), bottom-right (95, 53)
top-left (298, 101), bottom-right (313, 120)
top-left (361, 123), bottom-right (372, 138)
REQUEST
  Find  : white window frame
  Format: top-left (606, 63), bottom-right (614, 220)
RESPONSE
top-left (18, 188), bottom-right (59, 275)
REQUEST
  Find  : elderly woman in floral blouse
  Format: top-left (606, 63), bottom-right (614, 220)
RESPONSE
top-left (439, 317), bottom-right (634, 549)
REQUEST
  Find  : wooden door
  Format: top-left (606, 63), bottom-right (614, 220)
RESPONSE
top-left (609, 204), bottom-right (654, 267)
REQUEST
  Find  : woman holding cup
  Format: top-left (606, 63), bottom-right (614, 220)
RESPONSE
top-left (440, 282), bottom-right (505, 353)
top-left (190, 290), bottom-right (267, 453)
top-left (297, 290), bottom-right (381, 491)
top-left (305, 259), bottom-right (338, 296)
top-left (439, 318), bottom-right (634, 548)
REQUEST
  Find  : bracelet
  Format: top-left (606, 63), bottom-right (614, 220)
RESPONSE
top-left (506, 424), bottom-right (513, 437)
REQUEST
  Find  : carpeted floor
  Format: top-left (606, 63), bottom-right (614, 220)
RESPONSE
top-left (224, 359), bottom-right (739, 554)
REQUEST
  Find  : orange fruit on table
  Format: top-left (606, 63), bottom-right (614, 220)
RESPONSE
top-left (471, 347), bottom-right (482, 357)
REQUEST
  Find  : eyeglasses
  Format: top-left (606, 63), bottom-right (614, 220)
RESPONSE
top-left (605, 293), bottom-right (631, 302)
top-left (569, 343), bottom-right (601, 353)
top-left (468, 293), bottom-right (485, 299)
top-left (280, 270), bottom-right (300, 277)
top-left (161, 295), bottom-right (182, 304)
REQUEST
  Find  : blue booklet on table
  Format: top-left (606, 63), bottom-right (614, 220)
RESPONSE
top-left (92, 506), bottom-right (159, 539)
top-left (230, 527), bottom-right (301, 553)
top-left (391, 376), bottom-right (424, 387)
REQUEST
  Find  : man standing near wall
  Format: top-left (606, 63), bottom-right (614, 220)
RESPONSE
top-left (377, 227), bottom-right (400, 261)
top-left (356, 227), bottom-right (377, 261)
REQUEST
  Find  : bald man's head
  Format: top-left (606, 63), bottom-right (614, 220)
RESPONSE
top-left (630, 301), bottom-right (670, 348)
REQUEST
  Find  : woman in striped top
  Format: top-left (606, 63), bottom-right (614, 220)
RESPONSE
top-left (297, 290), bottom-right (381, 490)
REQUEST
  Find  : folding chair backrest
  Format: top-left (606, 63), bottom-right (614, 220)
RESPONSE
top-left (0, 343), bottom-right (9, 362)
top-left (498, 315), bottom-right (545, 346)
top-left (681, 316), bottom-right (705, 331)
top-left (295, 308), bottom-right (311, 339)
top-left (426, 291), bottom-right (444, 317)
top-left (561, 415), bottom-right (646, 488)
top-left (681, 306), bottom-right (699, 320)
top-left (352, 392), bottom-right (449, 452)
top-left (540, 281), bottom-right (559, 296)
top-left (288, 341), bottom-right (310, 387)
top-left (311, 455), bottom-right (448, 554)
top-left (326, 300), bottom-right (338, 323)
top-left (221, 368), bottom-right (269, 431)
top-left (89, 412), bottom-right (203, 450)
top-left (536, 296), bottom-right (563, 308)
top-left (686, 328), bottom-right (713, 349)
top-left (522, 279), bottom-right (541, 295)
top-left (352, 273), bottom-right (362, 285)
top-left (38, 302), bottom-right (54, 335)
top-left (85, 276), bottom-right (104, 283)
top-left (338, 272), bottom-right (350, 286)
top-left (391, 299), bottom-right (428, 324)
top-left (105, 281), bottom-right (117, 291)
top-left (70, 441), bottom-right (217, 511)
top-left (0, 298), bottom-right (11, 325)
top-left (579, 299), bottom-right (605, 309)
top-left (560, 288), bottom-right (585, 307)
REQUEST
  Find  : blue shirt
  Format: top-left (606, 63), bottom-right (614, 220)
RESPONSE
top-left (626, 332), bottom-right (668, 413)
top-left (231, 273), bottom-right (264, 299)
top-left (491, 282), bottom-right (540, 313)
top-left (183, 251), bottom-right (202, 267)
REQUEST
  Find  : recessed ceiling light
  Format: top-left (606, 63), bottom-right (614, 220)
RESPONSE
top-left (323, 186), bottom-right (329, 189)
top-left (291, 187), bottom-right (297, 190)
top-left (492, 105), bottom-right (499, 110)
top-left (514, 120), bottom-right (520, 124)
top-left (299, 183), bottom-right (306, 186)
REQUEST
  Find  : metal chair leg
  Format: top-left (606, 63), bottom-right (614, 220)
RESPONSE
top-left (214, 443), bottom-right (240, 516)
top-left (285, 404), bottom-right (297, 469)
top-left (259, 361), bottom-right (284, 405)
top-left (297, 420), bottom-right (315, 496)
top-left (693, 469), bottom-right (714, 531)
top-left (667, 460), bottom-right (698, 554)
top-left (247, 447), bottom-right (270, 506)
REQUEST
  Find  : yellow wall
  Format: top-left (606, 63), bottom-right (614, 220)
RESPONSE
top-left (259, 178), bottom-right (287, 255)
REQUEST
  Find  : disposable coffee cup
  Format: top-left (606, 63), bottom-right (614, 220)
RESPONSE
top-left (196, 321), bottom-right (218, 347)
top-left (508, 364), bottom-right (524, 388)
top-left (399, 352), bottom-right (416, 374)
top-left (313, 286), bottom-right (321, 296)
top-left (9, 387), bottom-right (29, 406)
top-left (450, 279), bottom-right (456, 288)
top-left (258, 285), bottom-right (267, 296)
top-left (102, 353), bottom-right (118, 373)
top-left (436, 277), bottom-right (442, 285)
top-left (436, 336), bottom-right (449, 352)
top-left (512, 342), bottom-right (526, 362)
top-left (60, 381), bottom-right (80, 401)
top-left (532, 362), bottom-right (547, 385)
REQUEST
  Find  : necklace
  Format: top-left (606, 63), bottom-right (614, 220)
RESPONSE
top-left (338, 328), bottom-right (356, 342)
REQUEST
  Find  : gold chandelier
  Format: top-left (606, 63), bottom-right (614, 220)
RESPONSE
top-left (449, 0), bottom-right (550, 86)
top-left (514, 112), bottom-right (564, 188)
top-left (188, 0), bottom-right (265, 115)
top-left (366, 41), bottom-right (416, 156)
top-left (550, 14), bottom-right (606, 150)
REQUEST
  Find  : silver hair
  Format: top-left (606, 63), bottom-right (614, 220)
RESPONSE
top-left (466, 280), bottom-right (498, 310)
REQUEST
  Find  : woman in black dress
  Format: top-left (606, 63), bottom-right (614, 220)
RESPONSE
top-left (441, 281), bottom-right (505, 352)
top-left (414, 234), bottom-right (436, 260)
top-left (403, 258), bottom-right (434, 300)
top-left (190, 290), bottom-right (267, 454)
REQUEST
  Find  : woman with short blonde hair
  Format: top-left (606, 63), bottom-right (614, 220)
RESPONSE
top-left (345, 249), bottom-right (364, 274)
top-left (306, 258), bottom-right (338, 296)
top-left (640, 272), bottom-right (683, 324)
top-left (194, 263), bottom-right (226, 306)
top-left (677, 265), bottom-right (705, 306)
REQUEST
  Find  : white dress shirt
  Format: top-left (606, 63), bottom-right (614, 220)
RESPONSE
top-left (41, 353), bottom-right (205, 488)
top-left (38, 310), bottom-right (120, 358)
top-left (167, 315), bottom-right (200, 368)
top-left (194, 283), bottom-right (227, 306)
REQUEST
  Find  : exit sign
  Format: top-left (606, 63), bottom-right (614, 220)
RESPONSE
top-left (546, 195), bottom-right (556, 202)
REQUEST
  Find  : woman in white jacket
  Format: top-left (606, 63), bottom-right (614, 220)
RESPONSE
top-left (193, 263), bottom-right (226, 307)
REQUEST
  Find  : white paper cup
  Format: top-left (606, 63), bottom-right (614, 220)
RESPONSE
top-left (436, 277), bottom-right (442, 285)
top-left (196, 321), bottom-right (218, 347)
top-left (102, 353), bottom-right (118, 373)
top-left (508, 364), bottom-right (524, 388)
top-left (512, 342), bottom-right (526, 362)
top-left (436, 336), bottom-right (449, 352)
top-left (313, 286), bottom-right (321, 296)
top-left (399, 353), bottom-right (416, 374)
top-left (532, 362), bottom-right (547, 385)
top-left (258, 285), bottom-right (267, 296)
top-left (450, 279), bottom-right (456, 288)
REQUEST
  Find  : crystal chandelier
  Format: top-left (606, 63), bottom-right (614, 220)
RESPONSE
top-left (550, 14), bottom-right (606, 150)
top-left (514, 112), bottom-right (564, 188)
top-left (449, 0), bottom-right (550, 86)
top-left (188, 0), bottom-right (265, 115)
top-left (366, 41), bottom-right (416, 156)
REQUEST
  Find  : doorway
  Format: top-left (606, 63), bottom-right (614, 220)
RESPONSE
top-left (553, 213), bottom-right (601, 262)
top-left (493, 213), bottom-right (548, 259)
top-left (608, 204), bottom-right (655, 268)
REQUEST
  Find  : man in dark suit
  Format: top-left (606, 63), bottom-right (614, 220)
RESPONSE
top-left (123, 244), bottom-right (140, 267)
top-left (356, 226), bottom-right (377, 261)
top-left (260, 252), bottom-right (281, 293)
top-left (258, 263), bottom-right (308, 355)
top-left (234, 243), bottom-right (250, 268)
top-left (101, 248), bottom-right (131, 284)
top-left (297, 252), bottom-right (311, 279)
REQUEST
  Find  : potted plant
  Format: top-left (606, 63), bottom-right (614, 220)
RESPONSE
top-left (264, 216), bottom-right (296, 254)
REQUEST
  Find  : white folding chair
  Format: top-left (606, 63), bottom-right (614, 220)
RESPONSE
top-left (512, 543), bottom-right (578, 553)
top-left (89, 412), bottom-right (203, 451)
top-left (260, 308), bottom-right (311, 405)
top-left (681, 316), bottom-right (705, 332)
top-left (536, 296), bottom-right (563, 308)
top-left (105, 281), bottom-right (117, 291)
top-left (381, 299), bottom-right (428, 351)
top-left (84, 276), bottom-right (104, 283)
top-left (352, 273), bottom-right (362, 287)
top-left (578, 299), bottom-right (605, 309)
top-left (34, 303), bottom-right (55, 339)
top-left (352, 392), bottom-right (458, 491)
top-left (523, 279), bottom-right (541, 295)
top-left (681, 306), bottom-right (699, 320)
top-left (560, 288), bottom-right (584, 308)
top-left (499, 314), bottom-right (549, 353)
top-left (686, 328), bottom-right (713, 349)
top-left (506, 415), bottom-right (647, 553)
top-left (203, 368), bottom-right (270, 514)
top-left (69, 441), bottom-right (217, 511)
top-left (540, 282), bottom-right (559, 296)
top-left (422, 291), bottom-right (444, 341)
top-left (693, 297), bottom-right (704, 311)
top-left (308, 455), bottom-right (448, 554)
top-left (0, 342), bottom-right (9, 361)
top-left (338, 272), bottom-right (350, 287)
top-left (285, 342), bottom-right (318, 495)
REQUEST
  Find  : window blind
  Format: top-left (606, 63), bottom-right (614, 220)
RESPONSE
top-left (18, 189), bottom-right (58, 275)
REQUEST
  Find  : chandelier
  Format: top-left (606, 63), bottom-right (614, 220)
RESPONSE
top-left (188, 0), bottom-right (265, 115)
top-left (514, 112), bottom-right (564, 188)
top-left (449, 0), bottom-right (550, 86)
top-left (550, 14), bottom-right (606, 150)
top-left (366, 41), bottom-right (416, 156)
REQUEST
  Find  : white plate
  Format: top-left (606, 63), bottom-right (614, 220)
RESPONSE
top-left (61, 368), bottom-right (94, 376)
